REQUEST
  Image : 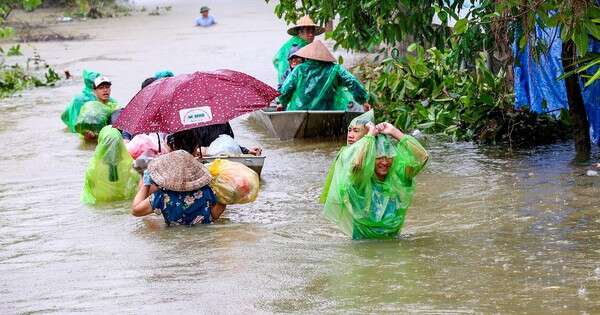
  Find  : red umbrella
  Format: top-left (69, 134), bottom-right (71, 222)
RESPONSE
top-left (113, 69), bottom-right (279, 134)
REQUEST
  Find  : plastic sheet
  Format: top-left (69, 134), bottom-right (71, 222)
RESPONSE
top-left (514, 26), bottom-right (600, 143)
top-left (206, 159), bottom-right (259, 205)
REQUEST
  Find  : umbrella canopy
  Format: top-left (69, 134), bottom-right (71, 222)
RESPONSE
top-left (114, 69), bottom-right (278, 134)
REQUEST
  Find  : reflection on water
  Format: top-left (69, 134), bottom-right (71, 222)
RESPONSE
top-left (2, 1), bottom-right (600, 313)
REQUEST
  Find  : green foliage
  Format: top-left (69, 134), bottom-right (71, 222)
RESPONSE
top-left (0, 1), bottom-right (61, 98)
top-left (353, 45), bottom-right (570, 146)
top-left (6, 44), bottom-right (21, 56)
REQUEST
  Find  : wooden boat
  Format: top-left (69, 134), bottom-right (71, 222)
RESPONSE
top-left (200, 155), bottom-right (266, 176)
top-left (249, 107), bottom-right (361, 140)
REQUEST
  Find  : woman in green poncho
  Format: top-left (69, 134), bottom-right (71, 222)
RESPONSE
top-left (81, 126), bottom-right (140, 204)
top-left (279, 40), bottom-right (370, 111)
top-left (273, 15), bottom-right (324, 85)
top-left (322, 121), bottom-right (429, 240)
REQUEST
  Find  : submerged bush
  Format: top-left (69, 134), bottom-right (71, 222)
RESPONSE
top-left (353, 44), bottom-right (570, 147)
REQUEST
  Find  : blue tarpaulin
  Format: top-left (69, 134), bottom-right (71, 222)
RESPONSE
top-left (514, 26), bottom-right (600, 144)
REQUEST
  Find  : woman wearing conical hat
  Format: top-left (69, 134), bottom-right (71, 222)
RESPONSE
top-left (278, 40), bottom-right (370, 111)
top-left (273, 15), bottom-right (324, 84)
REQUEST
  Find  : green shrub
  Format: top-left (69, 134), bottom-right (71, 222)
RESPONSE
top-left (353, 44), bottom-right (570, 147)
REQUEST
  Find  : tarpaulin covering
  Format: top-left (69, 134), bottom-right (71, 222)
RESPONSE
top-left (514, 26), bottom-right (600, 143)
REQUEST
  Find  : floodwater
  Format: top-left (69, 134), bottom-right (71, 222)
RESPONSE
top-left (2, 0), bottom-right (600, 313)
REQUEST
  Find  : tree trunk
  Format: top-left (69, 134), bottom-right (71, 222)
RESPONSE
top-left (561, 40), bottom-right (590, 160)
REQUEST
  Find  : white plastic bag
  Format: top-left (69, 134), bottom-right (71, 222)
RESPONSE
top-left (206, 135), bottom-right (242, 156)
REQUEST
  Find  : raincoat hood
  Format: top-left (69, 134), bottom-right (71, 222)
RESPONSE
top-left (81, 125), bottom-right (140, 204)
top-left (349, 109), bottom-right (374, 127)
top-left (375, 135), bottom-right (397, 158)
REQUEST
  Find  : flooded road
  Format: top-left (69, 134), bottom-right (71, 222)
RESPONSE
top-left (2, 0), bottom-right (600, 313)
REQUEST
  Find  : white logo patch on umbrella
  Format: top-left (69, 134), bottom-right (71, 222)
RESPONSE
top-left (179, 106), bottom-right (213, 125)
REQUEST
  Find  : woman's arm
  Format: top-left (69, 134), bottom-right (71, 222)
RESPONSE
top-left (210, 203), bottom-right (227, 220)
top-left (131, 179), bottom-right (158, 216)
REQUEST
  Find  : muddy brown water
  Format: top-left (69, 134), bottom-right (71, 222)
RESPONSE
top-left (1, 0), bottom-right (600, 313)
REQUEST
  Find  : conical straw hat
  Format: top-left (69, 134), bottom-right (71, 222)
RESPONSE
top-left (292, 40), bottom-right (336, 63)
top-left (148, 150), bottom-right (212, 192)
top-left (287, 15), bottom-right (325, 36)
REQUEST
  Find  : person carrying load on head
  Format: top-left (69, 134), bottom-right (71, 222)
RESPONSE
top-left (322, 120), bottom-right (429, 240)
top-left (320, 110), bottom-right (374, 204)
top-left (61, 70), bottom-right (117, 133)
top-left (278, 40), bottom-right (371, 111)
top-left (81, 126), bottom-right (140, 205)
top-left (273, 15), bottom-right (324, 85)
top-left (75, 76), bottom-right (120, 141)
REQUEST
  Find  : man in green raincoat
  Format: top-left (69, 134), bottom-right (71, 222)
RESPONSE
top-left (273, 15), bottom-right (324, 85)
top-left (279, 40), bottom-right (370, 111)
top-left (61, 70), bottom-right (117, 133)
top-left (77, 76), bottom-right (120, 140)
top-left (320, 110), bottom-right (374, 204)
top-left (322, 120), bottom-right (429, 240)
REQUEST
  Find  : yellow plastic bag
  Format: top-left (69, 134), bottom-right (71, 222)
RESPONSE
top-left (206, 159), bottom-right (259, 205)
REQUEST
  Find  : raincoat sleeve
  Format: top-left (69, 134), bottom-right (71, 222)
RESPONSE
top-left (319, 149), bottom-right (343, 204)
top-left (393, 135), bottom-right (429, 181)
top-left (322, 136), bottom-right (376, 235)
top-left (278, 66), bottom-right (301, 106)
top-left (336, 66), bottom-right (368, 104)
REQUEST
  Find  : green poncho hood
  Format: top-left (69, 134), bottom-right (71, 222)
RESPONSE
top-left (349, 110), bottom-right (374, 127)
top-left (81, 126), bottom-right (139, 204)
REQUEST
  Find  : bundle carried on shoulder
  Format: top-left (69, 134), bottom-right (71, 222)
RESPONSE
top-left (74, 101), bottom-right (114, 135)
top-left (206, 159), bottom-right (259, 204)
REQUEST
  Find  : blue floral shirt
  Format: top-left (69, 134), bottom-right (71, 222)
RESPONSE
top-left (150, 186), bottom-right (217, 226)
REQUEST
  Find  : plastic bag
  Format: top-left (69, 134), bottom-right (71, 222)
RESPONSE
top-left (127, 134), bottom-right (159, 159)
top-left (206, 159), bottom-right (259, 204)
top-left (81, 126), bottom-right (140, 204)
top-left (74, 101), bottom-right (114, 135)
top-left (206, 134), bottom-right (242, 156)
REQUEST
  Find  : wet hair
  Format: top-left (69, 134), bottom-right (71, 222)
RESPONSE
top-left (166, 129), bottom-right (204, 157)
top-left (141, 77), bottom-right (157, 89)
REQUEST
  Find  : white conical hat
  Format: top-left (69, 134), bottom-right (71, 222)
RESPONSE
top-left (287, 15), bottom-right (325, 36)
top-left (292, 40), bottom-right (336, 63)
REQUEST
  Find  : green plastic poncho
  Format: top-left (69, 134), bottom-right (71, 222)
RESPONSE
top-left (75, 100), bottom-right (119, 136)
top-left (279, 60), bottom-right (368, 111)
top-left (81, 126), bottom-right (140, 204)
top-left (273, 36), bottom-right (308, 84)
top-left (154, 70), bottom-right (174, 79)
top-left (322, 134), bottom-right (428, 240)
top-left (61, 70), bottom-right (100, 132)
top-left (61, 70), bottom-right (118, 133)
